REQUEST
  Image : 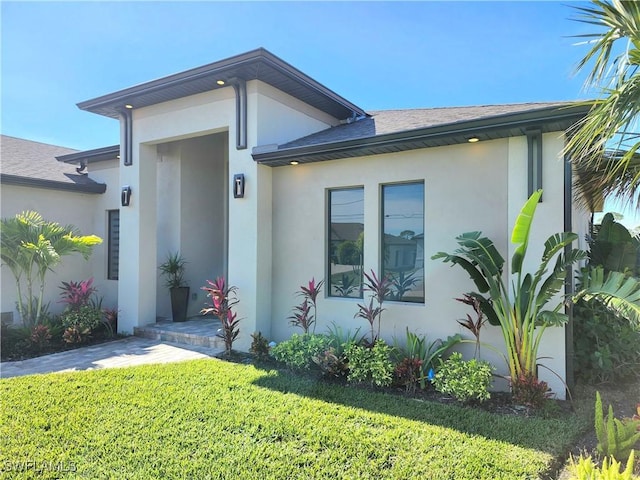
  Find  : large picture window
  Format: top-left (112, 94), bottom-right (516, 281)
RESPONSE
top-left (328, 188), bottom-right (364, 298)
top-left (381, 182), bottom-right (424, 303)
top-left (107, 210), bottom-right (120, 280)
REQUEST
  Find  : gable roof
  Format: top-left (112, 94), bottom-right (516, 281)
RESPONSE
top-left (0, 135), bottom-right (107, 194)
top-left (77, 48), bottom-right (366, 121)
top-left (253, 102), bottom-right (591, 166)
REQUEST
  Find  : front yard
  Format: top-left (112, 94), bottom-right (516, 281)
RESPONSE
top-left (1, 358), bottom-right (591, 479)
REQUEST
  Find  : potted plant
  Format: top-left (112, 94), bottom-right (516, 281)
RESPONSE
top-left (159, 252), bottom-right (189, 322)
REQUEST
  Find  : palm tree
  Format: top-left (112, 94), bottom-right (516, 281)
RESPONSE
top-left (567, 0), bottom-right (640, 209)
top-left (0, 211), bottom-right (102, 326)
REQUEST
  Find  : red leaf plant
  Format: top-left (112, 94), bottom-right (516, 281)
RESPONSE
top-left (201, 277), bottom-right (240, 355)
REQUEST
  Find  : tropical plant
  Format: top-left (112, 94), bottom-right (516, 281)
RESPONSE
top-left (288, 298), bottom-right (313, 333)
top-left (249, 331), bottom-right (270, 360)
top-left (456, 293), bottom-right (486, 358)
top-left (574, 297), bottom-right (640, 383)
top-left (394, 357), bottom-right (423, 393)
top-left (569, 450), bottom-right (637, 480)
top-left (290, 278), bottom-right (324, 333)
top-left (0, 211), bottom-right (102, 327)
top-left (511, 372), bottom-right (552, 409)
top-left (58, 278), bottom-right (97, 311)
top-left (201, 277), bottom-right (240, 355)
top-left (595, 391), bottom-right (640, 461)
top-left (159, 252), bottom-right (188, 289)
top-left (433, 190), bottom-right (640, 391)
top-left (354, 298), bottom-right (383, 345)
top-left (397, 329), bottom-right (462, 390)
top-left (433, 352), bottom-right (494, 404)
top-left (567, 0), bottom-right (640, 207)
top-left (355, 270), bottom-right (391, 343)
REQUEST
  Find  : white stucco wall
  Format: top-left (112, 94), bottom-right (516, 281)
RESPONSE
top-left (0, 183), bottom-right (117, 324)
top-left (271, 133), bottom-right (571, 399)
top-left (119, 79), bottom-right (340, 348)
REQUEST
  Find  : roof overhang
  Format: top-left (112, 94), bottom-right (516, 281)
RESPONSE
top-left (0, 174), bottom-right (107, 194)
top-left (77, 48), bottom-right (366, 121)
top-left (57, 144), bottom-right (120, 164)
top-left (253, 104), bottom-right (592, 167)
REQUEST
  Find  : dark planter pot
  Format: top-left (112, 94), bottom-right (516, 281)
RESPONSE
top-left (170, 286), bottom-right (190, 322)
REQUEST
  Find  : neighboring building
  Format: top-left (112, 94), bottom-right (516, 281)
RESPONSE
top-left (3, 49), bottom-right (593, 397)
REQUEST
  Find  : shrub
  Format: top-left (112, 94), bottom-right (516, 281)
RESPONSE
top-left (511, 372), bottom-right (552, 409)
top-left (568, 451), bottom-right (636, 480)
top-left (395, 329), bottom-right (462, 390)
top-left (595, 391), bottom-right (640, 461)
top-left (60, 305), bottom-right (103, 343)
top-left (271, 334), bottom-right (332, 370)
top-left (345, 340), bottom-right (394, 387)
top-left (312, 347), bottom-right (349, 378)
top-left (250, 331), bottom-right (270, 360)
top-left (29, 324), bottom-right (52, 352)
top-left (574, 298), bottom-right (640, 384)
top-left (433, 352), bottom-right (493, 403)
top-left (394, 357), bottom-right (423, 392)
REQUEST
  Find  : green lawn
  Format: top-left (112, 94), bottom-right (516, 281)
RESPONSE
top-left (0, 359), bottom-right (588, 479)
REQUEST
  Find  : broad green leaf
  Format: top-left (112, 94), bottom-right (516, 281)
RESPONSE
top-left (537, 310), bottom-right (569, 328)
top-left (511, 190), bottom-right (543, 274)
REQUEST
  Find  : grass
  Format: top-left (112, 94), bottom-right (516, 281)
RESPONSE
top-left (0, 359), bottom-right (589, 479)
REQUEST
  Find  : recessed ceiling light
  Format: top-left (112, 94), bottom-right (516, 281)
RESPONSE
top-left (290, 161), bottom-right (299, 165)
top-left (216, 80), bottom-right (225, 86)
top-left (125, 104), bottom-right (133, 109)
top-left (467, 136), bottom-right (479, 143)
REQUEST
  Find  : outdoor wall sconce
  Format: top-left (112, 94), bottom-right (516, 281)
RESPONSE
top-left (233, 174), bottom-right (245, 198)
top-left (121, 186), bottom-right (132, 207)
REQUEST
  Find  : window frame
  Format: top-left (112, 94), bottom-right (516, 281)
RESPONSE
top-left (380, 180), bottom-right (425, 304)
top-left (327, 186), bottom-right (365, 299)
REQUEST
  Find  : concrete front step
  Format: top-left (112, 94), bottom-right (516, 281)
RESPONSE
top-left (133, 317), bottom-right (223, 349)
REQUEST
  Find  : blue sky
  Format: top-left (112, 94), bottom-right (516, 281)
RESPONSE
top-left (1, 1), bottom-right (638, 226)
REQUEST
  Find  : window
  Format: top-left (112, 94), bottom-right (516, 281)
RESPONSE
top-left (527, 128), bottom-right (543, 198)
top-left (381, 182), bottom-right (424, 303)
top-left (328, 188), bottom-right (364, 298)
top-left (107, 210), bottom-right (120, 280)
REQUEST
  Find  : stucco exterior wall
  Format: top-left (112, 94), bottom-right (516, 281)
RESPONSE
top-left (271, 134), bottom-right (572, 398)
top-left (119, 79), bottom-right (340, 346)
top-left (0, 184), bottom-right (116, 324)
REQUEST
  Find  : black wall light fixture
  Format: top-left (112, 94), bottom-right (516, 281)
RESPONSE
top-left (121, 186), bottom-right (132, 206)
top-left (233, 174), bottom-right (245, 198)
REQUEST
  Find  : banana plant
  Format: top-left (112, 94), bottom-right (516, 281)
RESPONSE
top-left (432, 190), bottom-right (588, 384)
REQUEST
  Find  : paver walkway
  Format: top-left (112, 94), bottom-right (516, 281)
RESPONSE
top-left (0, 336), bottom-right (223, 379)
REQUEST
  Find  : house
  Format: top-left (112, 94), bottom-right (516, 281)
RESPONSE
top-left (0, 136), bottom-right (119, 323)
top-left (3, 48), bottom-right (592, 397)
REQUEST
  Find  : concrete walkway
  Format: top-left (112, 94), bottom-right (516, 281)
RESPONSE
top-left (0, 336), bottom-right (224, 379)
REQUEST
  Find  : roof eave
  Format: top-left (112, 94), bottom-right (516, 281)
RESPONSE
top-left (77, 48), bottom-right (366, 120)
top-left (57, 145), bottom-right (120, 164)
top-left (253, 104), bottom-right (592, 167)
top-left (0, 174), bottom-right (107, 194)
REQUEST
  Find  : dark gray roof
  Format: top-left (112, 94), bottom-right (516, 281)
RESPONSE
top-left (78, 48), bottom-right (366, 121)
top-left (254, 102), bottom-right (592, 166)
top-left (0, 135), bottom-right (106, 193)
